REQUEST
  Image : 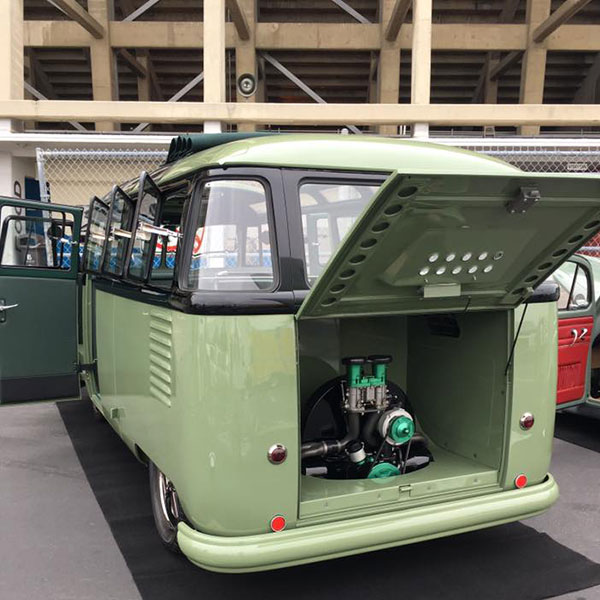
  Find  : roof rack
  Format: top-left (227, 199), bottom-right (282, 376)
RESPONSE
top-left (165, 132), bottom-right (280, 164)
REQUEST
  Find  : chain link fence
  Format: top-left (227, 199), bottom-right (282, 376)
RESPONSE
top-left (36, 148), bottom-right (168, 208)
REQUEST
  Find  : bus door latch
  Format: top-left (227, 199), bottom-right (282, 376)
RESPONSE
top-left (0, 299), bottom-right (19, 323)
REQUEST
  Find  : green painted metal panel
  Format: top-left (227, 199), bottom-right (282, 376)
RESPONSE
top-left (94, 290), bottom-right (299, 536)
top-left (297, 172), bottom-right (600, 318)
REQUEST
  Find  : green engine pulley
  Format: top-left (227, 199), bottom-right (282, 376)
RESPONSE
top-left (368, 462), bottom-right (401, 479)
top-left (389, 416), bottom-right (415, 445)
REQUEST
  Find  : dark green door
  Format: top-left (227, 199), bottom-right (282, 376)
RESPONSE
top-left (0, 198), bottom-right (83, 403)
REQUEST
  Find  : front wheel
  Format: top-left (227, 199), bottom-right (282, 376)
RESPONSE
top-left (149, 461), bottom-right (184, 553)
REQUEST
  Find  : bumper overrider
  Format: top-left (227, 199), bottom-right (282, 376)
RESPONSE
top-left (177, 474), bottom-right (558, 573)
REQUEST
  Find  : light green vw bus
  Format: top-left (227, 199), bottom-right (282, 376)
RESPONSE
top-left (2, 133), bottom-right (600, 572)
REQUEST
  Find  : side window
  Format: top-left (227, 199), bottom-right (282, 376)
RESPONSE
top-left (549, 261), bottom-right (590, 310)
top-left (83, 198), bottom-right (109, 272)
top-left (184, 179), bottom-right (275, 291)
top-left (299, 181), bottom-right (381, 284)
top-left (128, 173), bottom-right (160, 281)
top-left (103, 186), bottom-right (134, 276)
top-left (0, 206), bottom-right (75, 270)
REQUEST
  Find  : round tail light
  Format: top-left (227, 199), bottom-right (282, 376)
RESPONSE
top-left (519, 412), bottom-right (535, 430)
top-left (267, 444), bottom-right (287, 464)
top-left (270, 515), bottom-right (286, 532)
top-left (515, 474), bottom-right (528, 489)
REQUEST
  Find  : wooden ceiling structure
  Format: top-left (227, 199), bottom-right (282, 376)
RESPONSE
top-left (1, 0), bottom-right (600, 135)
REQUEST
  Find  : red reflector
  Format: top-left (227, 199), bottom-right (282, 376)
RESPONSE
top-left (515, 474), bottom-right (528, 489)
top-left (270, 515), bottom-right (286, 532)
top-left (519, 412), bottom-right (535, 430)
top-left (267, 444), bottom-right (287, 464)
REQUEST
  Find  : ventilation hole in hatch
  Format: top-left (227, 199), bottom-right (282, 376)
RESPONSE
top-left (428, 253), bottom-right (439, 263)
top-left (552, 248), bottom-right (567, 258)
top-left (340, 269), bottom-right (356, 280)
top-left (584, 220), bottom-right (600, 230)
top-left (360, 238), bottom-right (377, 250)
top-left (468, 265), bottom-right (478, 274)
top-left (483, 265), bottom-right (493, 273)
top-left (384, 204), bottom-right (403, 216)
top-left (321, 297), bottom-right (337, 307)
top-left (524, 275), bottom-right (538, 283)
top-left (397, 186), bottom-right (418, 198)
top-left (568, 234), bottom-right (583, 244)
top-left (513, 288), bottom-right (525, 296)
top-left (330, 284), bottom-right (345, 294)
top-left (538, 262), bottom-right (552, 271)
top-left (436, 266), bottom-right (446, 275)
top-left (349, 255), bottom-right (366, 265)
top-left (462, 252), bottom-right (472, 261)
top-left (478, 252), bottom-right (488, 261)
top-left (452, 266), bottom-right (462, 275)
top-left (372, 221), bottom-right (390, 233)
top-left (493, 251), bottom-right (504, 261)
top-left (419, 266), bottom-right (430, 276)
top-left (446, 253), bottom-right (456, 262)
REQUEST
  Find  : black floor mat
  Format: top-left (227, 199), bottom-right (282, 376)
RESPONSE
top-left (555, 411), bottom-right (600, 453)
top-left (58, 400), bottom-right (600, 600)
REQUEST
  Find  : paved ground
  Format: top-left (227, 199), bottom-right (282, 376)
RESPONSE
top-left (0, 403), bottom-right (141, 600)
top-left (0, 401), bottom-right (598, 600)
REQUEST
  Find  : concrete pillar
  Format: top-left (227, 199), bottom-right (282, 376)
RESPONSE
top-left (378, 0), bottom-right (401, 136)
top-left (411, 0), bottom-right (432, 138)
top-left (519, 0), bottom-right (551, 136)
top-left (204, 0), bottom-right (226, 133)
top-left (0, 0), bottom-right (24, 133)
top-left (235, 0), bottom-right (257, 132)
top-left (88, 0), bottom-right (117, 132)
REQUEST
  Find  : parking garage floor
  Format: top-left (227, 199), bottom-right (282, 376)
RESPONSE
top-left (1, 400), bottom-right (599, 600)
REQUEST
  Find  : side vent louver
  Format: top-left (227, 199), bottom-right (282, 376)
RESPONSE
top-left (149, 311), bottom-right (173, 407)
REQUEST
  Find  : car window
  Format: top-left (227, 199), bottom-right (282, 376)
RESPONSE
top-left (104, 187), bottom-right (134, 276)
top-left (185, 179), bottom-right (274, 291)
top-left (547, 260), bottom-right (590, 310)
top-left (82, 198), bottom-right (109, 272)
top-left (0, 206), bottom-right (75, 270)
top-left (299, 181), bottom-right (380, 284)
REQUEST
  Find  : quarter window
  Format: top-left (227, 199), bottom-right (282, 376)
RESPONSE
top-left (104, 187), bottom-right (134, 276)
top-left (549, 261), bottom-right (590, 310)
top-left (185, 179), bottom-right (274, 291)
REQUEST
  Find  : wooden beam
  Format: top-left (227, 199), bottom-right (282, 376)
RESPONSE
top-left (226, 0), bottom-right (250, 41)
top-left (384, 0), bottom-right (411, 42)
top-left (0, 0), bottom-right (23, 102)
top-left (489, 50), bottom-right (522, 80)
top-left (136, 54), bottom-right (151, 101)
top-left (532, 0), bottom-right (593, 43)
top-left (2, 100), bottom-right (600, 127)
top-left (117, 49), bottom-right (148, 78)
top-left (47, 0), bottom-right (105, 39)
top-left (500, 0), bottom-right (521, 22)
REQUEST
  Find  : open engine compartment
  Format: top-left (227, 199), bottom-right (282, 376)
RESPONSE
top-left (298, 310), bottom-right (511, 514)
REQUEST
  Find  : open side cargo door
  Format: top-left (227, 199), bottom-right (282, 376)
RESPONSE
top-left (297, 172), bottom-right (600, 319)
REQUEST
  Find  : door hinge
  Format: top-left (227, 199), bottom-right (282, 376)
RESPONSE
top-left (506, 186), bottom-right (541, 215)
top-left (76, 359), bottom-right (97, 374)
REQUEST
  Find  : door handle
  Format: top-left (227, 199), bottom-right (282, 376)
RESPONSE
top-left (579, 327), bottom-right (588, 342)
top-left (570, 329), bottom-right (579, 346)
top-left (0, 304), bottom-right (18, 312)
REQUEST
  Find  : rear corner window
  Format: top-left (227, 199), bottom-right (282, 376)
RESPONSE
top-left (185, 179), bottom-right (275, 292)
top-left (83, 198), bottom-right (109, 272)
top-left (299, 181), bottom-right (380, 285)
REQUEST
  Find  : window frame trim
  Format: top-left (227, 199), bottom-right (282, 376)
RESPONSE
top-left (82, 195), bottom-right (110, 274)
top-left (101, 184), bottom-right (135, 278)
